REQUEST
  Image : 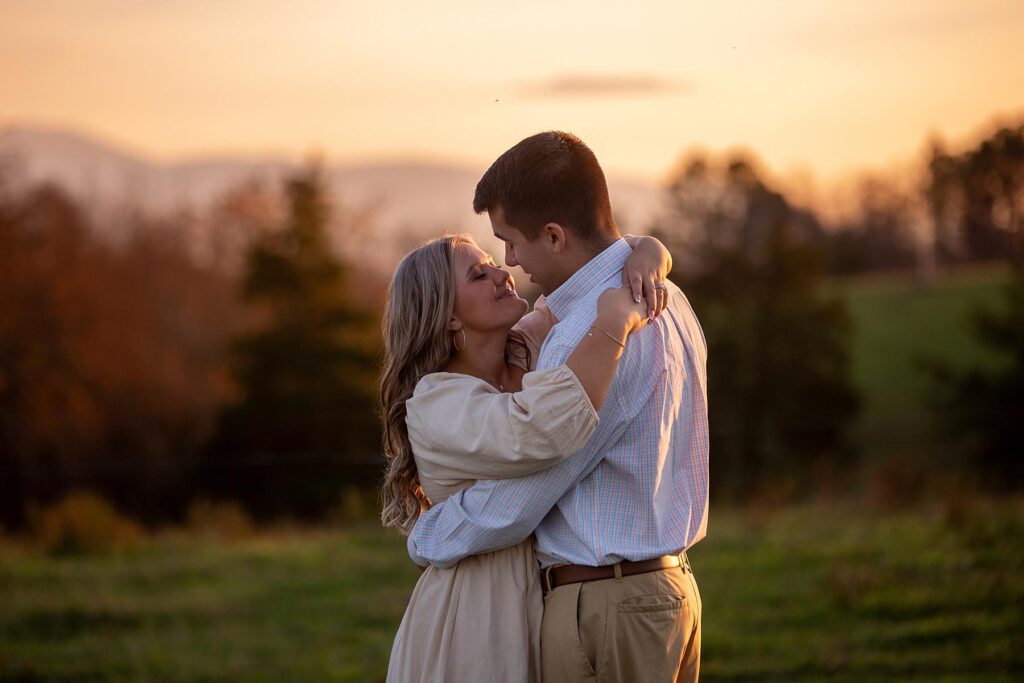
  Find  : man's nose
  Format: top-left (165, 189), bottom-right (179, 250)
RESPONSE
top-left (504, 246), bottom-right (518, 268)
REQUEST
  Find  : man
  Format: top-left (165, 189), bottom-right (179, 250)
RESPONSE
top-left (408, 131), bottom-right (709, 682)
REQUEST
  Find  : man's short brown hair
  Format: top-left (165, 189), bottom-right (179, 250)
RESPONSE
top-left (473, 131), bottom-right (616, 243)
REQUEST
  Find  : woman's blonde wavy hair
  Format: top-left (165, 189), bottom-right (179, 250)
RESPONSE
top-left (379, 234), bottom-right (473, 534)
top-left (379, 234), bottom-right (529, 534)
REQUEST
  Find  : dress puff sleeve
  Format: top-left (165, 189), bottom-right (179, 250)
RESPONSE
top-left (507, 295), bottom-right (556, 372)
top-left (405, 364), bottom-right (598, 482)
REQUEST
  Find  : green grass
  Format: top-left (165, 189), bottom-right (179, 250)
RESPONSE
top-left (3, 504), bottom-right (1022, 682)
top-left (0, 527), bottom-right (420, 683)
top-left (835, 266), bottom-right (1010, 460)
top-left (690, 502), bottom-right (1024, 681)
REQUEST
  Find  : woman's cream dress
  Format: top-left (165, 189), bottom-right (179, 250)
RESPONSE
top-left (386, 304), bottom-right (598, 683)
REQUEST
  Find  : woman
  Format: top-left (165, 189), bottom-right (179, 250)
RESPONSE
top-left (381, 234), bottom-right (672, 682)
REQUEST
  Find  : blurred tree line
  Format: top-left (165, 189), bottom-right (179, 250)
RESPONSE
top-left (1, 120), bottom-right (1022, 527)
top-left (0, 165), bottom-right (381, 528)
top-left (823, 122), bottom-right (1023, 274)
top-left (926, 124), bottom-right (1024, 264)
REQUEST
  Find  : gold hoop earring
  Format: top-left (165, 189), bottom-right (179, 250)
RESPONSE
top-left (453, 328), bottom-right (467, 351)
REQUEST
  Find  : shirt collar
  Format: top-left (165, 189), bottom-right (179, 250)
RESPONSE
top-left (544, 238), bottom-right (631, 321)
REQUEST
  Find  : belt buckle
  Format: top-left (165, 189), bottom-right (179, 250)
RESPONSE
top-left (542, 565), bottom-right (555, 594)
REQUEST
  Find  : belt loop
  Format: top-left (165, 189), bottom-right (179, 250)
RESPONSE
top-left (613, 562), bottom-right (623, 582)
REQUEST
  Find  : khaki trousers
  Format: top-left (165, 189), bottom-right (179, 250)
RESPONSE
top-left (540, 562), bottom-right (701, 683)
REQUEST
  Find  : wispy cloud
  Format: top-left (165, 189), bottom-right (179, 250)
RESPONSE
top-left (519, 73), bottom-right (691, 99)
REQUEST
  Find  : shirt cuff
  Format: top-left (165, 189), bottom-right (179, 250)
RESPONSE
top-left (556, 363), bottom-right (599, 425)
top-left (407, 532), bottom-right (428, 568)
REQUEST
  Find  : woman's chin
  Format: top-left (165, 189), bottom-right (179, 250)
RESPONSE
top-left (492, 298), bottom-right (528, 330)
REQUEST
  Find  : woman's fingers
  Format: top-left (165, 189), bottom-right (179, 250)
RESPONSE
top-left (648, 280), bottom-right (668, 318)
top-left (628, 271), bottom-right (643, 304)
top-left (626, 269), bottom-right (670, 321)
top-left (643, 274), bottom-right (659, 320)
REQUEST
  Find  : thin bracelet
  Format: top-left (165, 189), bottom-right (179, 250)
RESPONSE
top-left (588, 324), bottom-right (626, 349)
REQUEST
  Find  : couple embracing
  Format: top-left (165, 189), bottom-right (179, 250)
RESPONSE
top-left (380, 131), bottom-right (709, 682)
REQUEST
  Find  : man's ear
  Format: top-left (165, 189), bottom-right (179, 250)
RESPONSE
top-left (542, 223), bottom-right (568, 253)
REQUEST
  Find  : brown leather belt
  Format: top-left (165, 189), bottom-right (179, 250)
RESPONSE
top-left (541, 553), bottom-right (691, 594)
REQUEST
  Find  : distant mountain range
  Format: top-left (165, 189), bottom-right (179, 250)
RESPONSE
top-left (0, 125), bottom-right (665, 272)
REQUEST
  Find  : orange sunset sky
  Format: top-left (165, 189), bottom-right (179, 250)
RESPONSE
top-left (2, 0), bottom-right (1023, 184)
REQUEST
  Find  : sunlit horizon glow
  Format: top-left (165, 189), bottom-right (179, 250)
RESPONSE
top-left (2, 0), bottom-right (1023, 186)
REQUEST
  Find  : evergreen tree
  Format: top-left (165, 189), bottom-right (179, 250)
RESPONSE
top-left (207, 166), bottom-right (380, 519)
top-left (927, 263), bottom-right (1024, 490)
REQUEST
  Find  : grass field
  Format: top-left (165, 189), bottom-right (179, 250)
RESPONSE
top-left (835, 266), bottom-right (1010, 462)
top-left (2, 503), bottom-right (1022, 682)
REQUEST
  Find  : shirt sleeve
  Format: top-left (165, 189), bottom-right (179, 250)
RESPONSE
top-left (406, 365), bottom-right (599, 481)
top-left (408, 337), bottom-right (661, 568)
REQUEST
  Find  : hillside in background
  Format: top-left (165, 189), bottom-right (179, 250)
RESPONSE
top-left (839, 266), bottom-right (1010, 466)
top-left (0, 125), bottom-right (664, 272)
